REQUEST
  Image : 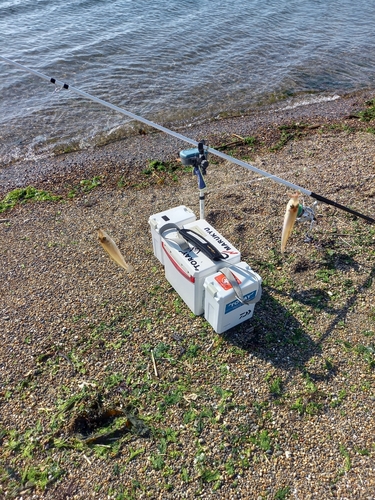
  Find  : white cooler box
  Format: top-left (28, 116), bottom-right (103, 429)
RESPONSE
top-left (161, 219), bottom-right (241, 315)
top-left (148, 205), bottom-right (196, 264)
top-left (203, 262), bottom-right (262, 334)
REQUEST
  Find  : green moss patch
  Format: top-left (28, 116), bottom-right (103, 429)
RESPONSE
top-left (0, 186), bottom-right (61, 213)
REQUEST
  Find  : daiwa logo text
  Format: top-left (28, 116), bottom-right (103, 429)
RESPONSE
top-left (239, 309), bottom-right (252, 319)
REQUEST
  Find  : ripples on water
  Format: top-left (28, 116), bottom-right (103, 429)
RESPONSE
top-left (1, 0), bottom-right (375, 164)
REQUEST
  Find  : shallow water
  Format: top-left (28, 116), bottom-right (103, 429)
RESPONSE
top-left (1, 0), bottom-right (375, 165)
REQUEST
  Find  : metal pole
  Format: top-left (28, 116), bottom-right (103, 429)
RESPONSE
top-left (199, 190), bottom-right (205, 220)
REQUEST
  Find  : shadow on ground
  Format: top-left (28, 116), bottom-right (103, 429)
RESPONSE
top-left (223, 262), bottom-right (375, 375)
top-left (222, 288), bottom-right (317, 371)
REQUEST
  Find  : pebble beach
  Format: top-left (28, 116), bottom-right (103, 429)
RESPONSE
top-left (1, 91), bottom-right (375, 499)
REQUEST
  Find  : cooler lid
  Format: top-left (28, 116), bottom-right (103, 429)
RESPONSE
top-left (204, 262), bottom-right (261, 301)
top-left (183, 219), bottom-right (241, 263)
top-left (148, 205), bottom-right (196, 231)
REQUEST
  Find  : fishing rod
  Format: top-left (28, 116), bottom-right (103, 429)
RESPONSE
top-left (1, 55), bottom-right (374, 224)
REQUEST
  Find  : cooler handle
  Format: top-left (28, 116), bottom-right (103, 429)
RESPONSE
top-left (178, 228), bottom-right (225, 261)
top-left (220, 267), bottom-right (261, 305)
top-left (159, 223), bottom-right (225, 261)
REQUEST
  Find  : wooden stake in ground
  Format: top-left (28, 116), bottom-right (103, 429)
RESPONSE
top-left (151, 350), bottom-right (158, 377)
top-left (281, 193), bottom-right (300, 253)
top-left (97, 228), bottom-right (133, 272)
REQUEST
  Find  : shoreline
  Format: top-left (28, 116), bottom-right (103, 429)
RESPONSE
top-left (1, 88), bottom-right (374, 197)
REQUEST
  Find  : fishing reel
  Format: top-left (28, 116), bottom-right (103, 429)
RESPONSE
top-left (179, 140), bottom-right (209, 219)
top-left (296, 200), bottom-right (318, 242)
top-left (179, 140), bottom-right (209, 191)
top-left (196, 141), bottom-right (209, 175)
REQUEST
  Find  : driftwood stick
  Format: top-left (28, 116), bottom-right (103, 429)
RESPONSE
top-left (232, 133), bottom-right (245, 140)
top-left (216, 140), bottom-right (243, 150)
top-left (151, 350), bottom-right (158, 377)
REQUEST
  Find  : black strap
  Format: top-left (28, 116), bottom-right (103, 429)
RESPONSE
top-left (159, 223), bottom-right (225, 261)
top-left (178, 228), bottom-right (224, 260)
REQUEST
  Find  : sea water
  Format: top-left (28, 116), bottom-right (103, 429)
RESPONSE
top-left (1, 0), bottom-right (375, 165)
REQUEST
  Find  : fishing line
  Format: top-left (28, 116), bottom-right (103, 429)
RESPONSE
top-left (1, 55), bottom-right (374, 224)
top-left (204, 165), bottom-right (311, 195)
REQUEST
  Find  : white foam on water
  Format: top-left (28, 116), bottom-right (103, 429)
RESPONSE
top-left (278, 94), bottom-right (341, 112)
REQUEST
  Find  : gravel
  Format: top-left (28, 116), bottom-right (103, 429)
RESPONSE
top-left (1, 90), bottom-right (375, 499)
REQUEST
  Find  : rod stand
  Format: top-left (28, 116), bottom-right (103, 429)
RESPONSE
top-left (179, 140), bottom-right (209, 220)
